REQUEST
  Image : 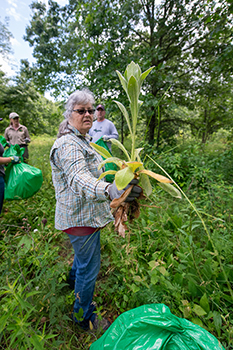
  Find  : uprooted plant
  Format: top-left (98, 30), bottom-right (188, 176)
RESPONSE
top-left (91, 61), bottom-right (181, 237)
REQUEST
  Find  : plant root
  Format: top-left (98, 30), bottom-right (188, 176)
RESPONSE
top-left (112, 191), bottom-right (145, 238)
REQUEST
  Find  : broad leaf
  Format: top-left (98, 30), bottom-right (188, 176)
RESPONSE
top-left (192, 304), bottom-right (207, 316)
top-left (158, 183), bottom-right (182, 199)
top-left (116, 70), bottom-right (128, 95)
top-left (98, 170), bottom-right (117, 180)
top-left (109, 137), bottom-right (131, 161)
top-left (98, 157), bottom-right (122, 170)
top-left (128, 76), bottom-right (139, 130)
top-left (200, 293), bottom-right (210, 314)
top-left (125, 61), bottom-right (141, 81)
top-left (114, 100), bottom-right (133, 137)
top-left (90, 142), bottom-right (112, 158)
top-left (134, 147), bottom-right (143, 160)
top-left (140, 67), bottom-right (154, 84)
top-left (213, 311), bottom-right (222, 334)
top-left (139, 173), bottom-right (152, 197)
top-left (115, 166), bottom-right (134, 190)
top-left (138, 169), bottom-right (172, 183)
top-left (126, 161), bottom-right (143, 173)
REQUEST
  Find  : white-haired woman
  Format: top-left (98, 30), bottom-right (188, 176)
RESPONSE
top-left (50, 88), bottom-right (141, 332)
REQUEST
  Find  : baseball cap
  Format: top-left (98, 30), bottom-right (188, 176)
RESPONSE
top-left (9, 112), bottom-right (19, 119)
top-left (96, 104), bottom-right (105, 111)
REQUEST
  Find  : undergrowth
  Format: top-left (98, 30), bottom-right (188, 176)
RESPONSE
top-left (0, 136), bottom-right (232, 349)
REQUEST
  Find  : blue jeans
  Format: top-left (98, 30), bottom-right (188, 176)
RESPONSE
top-left (0, 176), bottom-right (5, 215)
top-left (67, 230), bottom-right (101, 328)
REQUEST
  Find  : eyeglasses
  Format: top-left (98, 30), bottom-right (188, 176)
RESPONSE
top-left (72, 109), bottom-right (95, 115)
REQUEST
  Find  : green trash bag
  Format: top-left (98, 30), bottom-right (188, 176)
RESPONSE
top-left (90, 304), bottom-right (225, 350)
top-left (3, 144), bottom-right (43, 200)
top-left (0, 135), bottom-right (8, 148)
top-left (95, 137), bottom-right (118, 183)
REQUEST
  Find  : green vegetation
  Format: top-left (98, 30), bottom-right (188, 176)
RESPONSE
top-left (0, 135), bottom-right (232, 349)
top-left (0, 1), bottom-right (233, 348)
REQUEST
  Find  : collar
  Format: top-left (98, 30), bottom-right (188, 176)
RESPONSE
top-left (68, 123), bottom-right (92, 141)
top-left (10, 123), bottom-right (22, 131)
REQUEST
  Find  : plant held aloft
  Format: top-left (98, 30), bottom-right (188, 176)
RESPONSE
top-left (91, 62), bottom-right (181, 236)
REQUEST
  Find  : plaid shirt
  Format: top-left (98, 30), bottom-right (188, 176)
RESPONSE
top-left (50, 124), bottom-right (113, 231)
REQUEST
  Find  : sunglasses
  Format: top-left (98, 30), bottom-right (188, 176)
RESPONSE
top-left (72, 109), bottom-right (95, 115)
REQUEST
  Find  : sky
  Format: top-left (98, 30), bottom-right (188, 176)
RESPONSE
top-left (0, 0), bottom-right (68, 78)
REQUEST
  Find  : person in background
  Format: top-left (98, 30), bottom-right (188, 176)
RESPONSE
top-left (50, 89), bottom-right (141, 332)
top-left (88, 104), bottom-right (119, 151)
top-left (0, 118), bottom-right (20, 215)
top-left (4, 112), bottom-right (31, 161)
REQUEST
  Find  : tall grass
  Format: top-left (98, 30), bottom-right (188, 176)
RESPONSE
top-left (0, 136), bottom-right (232, 349)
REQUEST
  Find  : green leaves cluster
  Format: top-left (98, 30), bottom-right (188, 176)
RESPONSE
top-left (91, 62), bottom-right (181, 199)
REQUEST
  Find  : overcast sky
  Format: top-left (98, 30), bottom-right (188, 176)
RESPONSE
top-left (0, 0), bottom-right (68, 78)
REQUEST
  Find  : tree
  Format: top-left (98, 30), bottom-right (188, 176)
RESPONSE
top-left (0, 60), bottom-right (64, 136)
top-left (0, 17), bottom-right (13, 58)
top-left (24, 0), bottom-right (233, 144)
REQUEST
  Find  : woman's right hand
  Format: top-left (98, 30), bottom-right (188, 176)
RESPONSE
top-left (107, 179), bottom-right (142, 202)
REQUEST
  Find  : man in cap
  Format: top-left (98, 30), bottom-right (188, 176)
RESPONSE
top-left (88, 104), bottom-right (118, 151)
top-left (4, 112), bottom-right (31, 161)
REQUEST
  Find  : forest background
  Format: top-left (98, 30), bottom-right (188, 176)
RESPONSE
top-left (0, 0), bottom-right (233, 349)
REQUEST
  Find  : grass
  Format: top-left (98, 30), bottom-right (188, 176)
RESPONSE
top-left (0, 135), bottom-right (232, 349)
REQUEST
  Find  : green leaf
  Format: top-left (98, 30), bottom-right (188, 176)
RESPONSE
top-left (90, 142), bottom-right (112, 158)
top-left (191, 318), bottom-right (204, 327)
top-left (158, 183), bottom-right (182, 198)
top-left (109, 137), bottom-right (131, 161)
top-left (129, 283), bottom-right (140, 293)
top-left (125, 161), bottom-right (143, 173)
top-left (139, 173), bottom-right (152, 197)
top-left (98, 170), bottom-right (117, 180)
top-left (134, 147), bottom-right (143, 160)
top-left (44, 334), bottom-right (59, 340)
top-left (116, 70), bottom-right (128, 95)
top-left (200, 293), bottom-right (210, 314)
top-left (0, 311), bottom-right (12, 333)
top-left (173, 273), bottom-right (183, 286)
top-left (18, 236), bottom-right (32, 253)
top-left (127, 75), bottom-right (139, 130)
top-left (30, 334), bottom-right (44, 350)
top-left (115, 167), bottom-right (134, 190)
top-left (97, 157), bottom-right (122, 170)
top-left (114, 101), bottom-right (132, 137)
top-left (213, 311), bottom-right (222, 334)
top-left (125, 61), bottom-right (141, 82)
top-left (140, 66), bottom-right (154, 86)
top-left (192, 304), bottom-right (207, 316)
top-left (188, 280), bottom-right (198, 297)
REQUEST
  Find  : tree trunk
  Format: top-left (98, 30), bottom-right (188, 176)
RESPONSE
top-left (156, 105), bottom-right (161, 149)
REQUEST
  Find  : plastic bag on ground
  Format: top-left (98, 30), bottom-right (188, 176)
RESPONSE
top-left (90, 303), bottom-right (225, 350)
top-left (95, 137), bottom-right (118, 183)
top-left (3, 144), bottom-right (43, 200)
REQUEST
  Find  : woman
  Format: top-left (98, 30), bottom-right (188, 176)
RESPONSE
top-left (50, 89), bottom-right (141, 331)
top-left (4, 112), bottom-right (31, 161)
top-left (0, 142), bottom-right (20, 215)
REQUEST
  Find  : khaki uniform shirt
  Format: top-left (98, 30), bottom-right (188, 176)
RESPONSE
top-left (4, 124), bottom-right (30, 146)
